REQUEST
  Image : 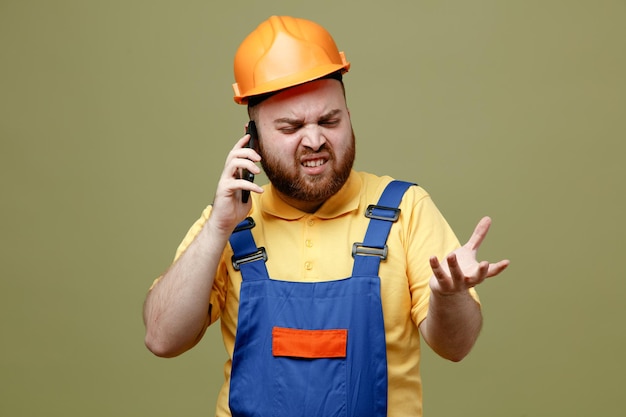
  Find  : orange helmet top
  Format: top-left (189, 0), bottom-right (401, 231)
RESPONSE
top-left (232, 16), bottom-right (350, 105)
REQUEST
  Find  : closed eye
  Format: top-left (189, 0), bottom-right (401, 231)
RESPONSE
top-left (319, 119), bottom-right (340, 127)
top-left (277, 125), bottom-right (301, 134)
top-left (318, 109), bottom-right (343, 127)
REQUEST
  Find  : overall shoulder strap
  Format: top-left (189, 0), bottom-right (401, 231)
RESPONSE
top-left (229, 217), bottom-right (270, 281)
top-left (351, 180), bottom-right (416, 277)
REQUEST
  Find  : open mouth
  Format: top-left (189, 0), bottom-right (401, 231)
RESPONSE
top-left (302, 158), bottom-right (327, 168)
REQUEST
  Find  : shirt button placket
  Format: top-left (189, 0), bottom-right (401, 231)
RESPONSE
top-left (304, 217), bottom-right (316, 276)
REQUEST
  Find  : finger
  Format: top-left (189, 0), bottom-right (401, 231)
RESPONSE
top-left (450, 252), bottom-right (495, 286)
top-left (464, 216), bottom-right (492, 251)
top-left (445, 253), bottom-right (462, 281)
top-left (222, 157), bottom-right (250, 182)
top-left (239, 158), bottom-right (262, 176)
top-left (234, 132), bottom-right (251, 148)
top-left (430, 256), bottom-right (458, 290)
top-left (473, 260), bottom-right (490, 284)
top-left (236, 177), bottom-right (263, 192)
top-left (429, 256), bottom-right (448, 280)
top-left (224, 146), bottom-right (261, 178)
top-left (453, 253), bottom-right (485, 281)
top-left (486, 259), bottom-right (510, 278)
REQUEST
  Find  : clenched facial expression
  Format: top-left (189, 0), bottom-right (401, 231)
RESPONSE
top-left (253, 79), bottom-right (355, 212)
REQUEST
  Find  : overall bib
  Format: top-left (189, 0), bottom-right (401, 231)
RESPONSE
top-left (228, 181), bottom-right (414, 417)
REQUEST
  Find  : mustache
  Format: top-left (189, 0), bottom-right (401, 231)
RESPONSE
top-left (298, 144), bottom-right (332, 158)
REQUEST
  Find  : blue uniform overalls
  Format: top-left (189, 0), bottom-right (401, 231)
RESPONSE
top-left (228, 181), bottom-right (414, 417)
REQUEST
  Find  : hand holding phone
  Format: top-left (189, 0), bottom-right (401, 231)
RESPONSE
top-left (241, 121), bottom-right (257, 203)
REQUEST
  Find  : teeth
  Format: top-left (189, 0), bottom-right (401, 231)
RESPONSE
top-left (303, 159), bottom-right (325, 167)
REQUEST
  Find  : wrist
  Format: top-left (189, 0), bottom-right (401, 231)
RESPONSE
top-left (429, 287), bottom-right (475, 306)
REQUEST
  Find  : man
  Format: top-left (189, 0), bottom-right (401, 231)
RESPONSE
top-left (144, 15), bottom-right (509, 417)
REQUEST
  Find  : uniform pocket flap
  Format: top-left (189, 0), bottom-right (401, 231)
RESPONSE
top-left (272, 327), bottom-right (347, 358)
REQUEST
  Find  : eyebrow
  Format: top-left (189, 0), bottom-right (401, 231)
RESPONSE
top-left (273, 109), bottom-right (343, 125)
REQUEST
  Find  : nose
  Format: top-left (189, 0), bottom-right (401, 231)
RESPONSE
top-left (300, 125), bottom-right (326, 151)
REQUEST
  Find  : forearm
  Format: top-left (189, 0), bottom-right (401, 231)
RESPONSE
top-left (143, 218), bottom-right (230, 358)
top-left (419, 290), bottom-right (482, 362)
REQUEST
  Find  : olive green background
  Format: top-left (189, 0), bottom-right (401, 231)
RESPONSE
top-left (1, 1), bottom-right (624, 416)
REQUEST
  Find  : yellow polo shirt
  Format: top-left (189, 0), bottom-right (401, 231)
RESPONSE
top-left (164, 170), bottom-right (473, 417)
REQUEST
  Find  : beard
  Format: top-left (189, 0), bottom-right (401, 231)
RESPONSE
top-left (259, 130), bottom-right (356, 203)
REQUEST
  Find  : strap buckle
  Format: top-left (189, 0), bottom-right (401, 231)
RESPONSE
top-left (352, 242), bottom-right (388, 260)
top-left (233, 217), bottom-right (255, 233)
top-left (365, 204), bottom-right (401, 222)
top-left (232, 247), bottom-right (268, 271)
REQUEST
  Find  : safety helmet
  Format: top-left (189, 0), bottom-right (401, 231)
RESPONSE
top-left (232, 16), bottom-right (350, 105)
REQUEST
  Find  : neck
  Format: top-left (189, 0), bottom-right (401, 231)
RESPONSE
top-left (274, 190), bottom-right (325, 214)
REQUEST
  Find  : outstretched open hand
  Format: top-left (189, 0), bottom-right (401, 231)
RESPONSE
top-left (429, 216), bottom-right (509, 296)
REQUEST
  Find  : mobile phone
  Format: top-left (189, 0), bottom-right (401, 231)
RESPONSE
top-left (241, 121), bottom-right (257, 203)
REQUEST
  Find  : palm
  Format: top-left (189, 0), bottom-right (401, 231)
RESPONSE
top-left (429, 217), bottom-right (509, 295)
